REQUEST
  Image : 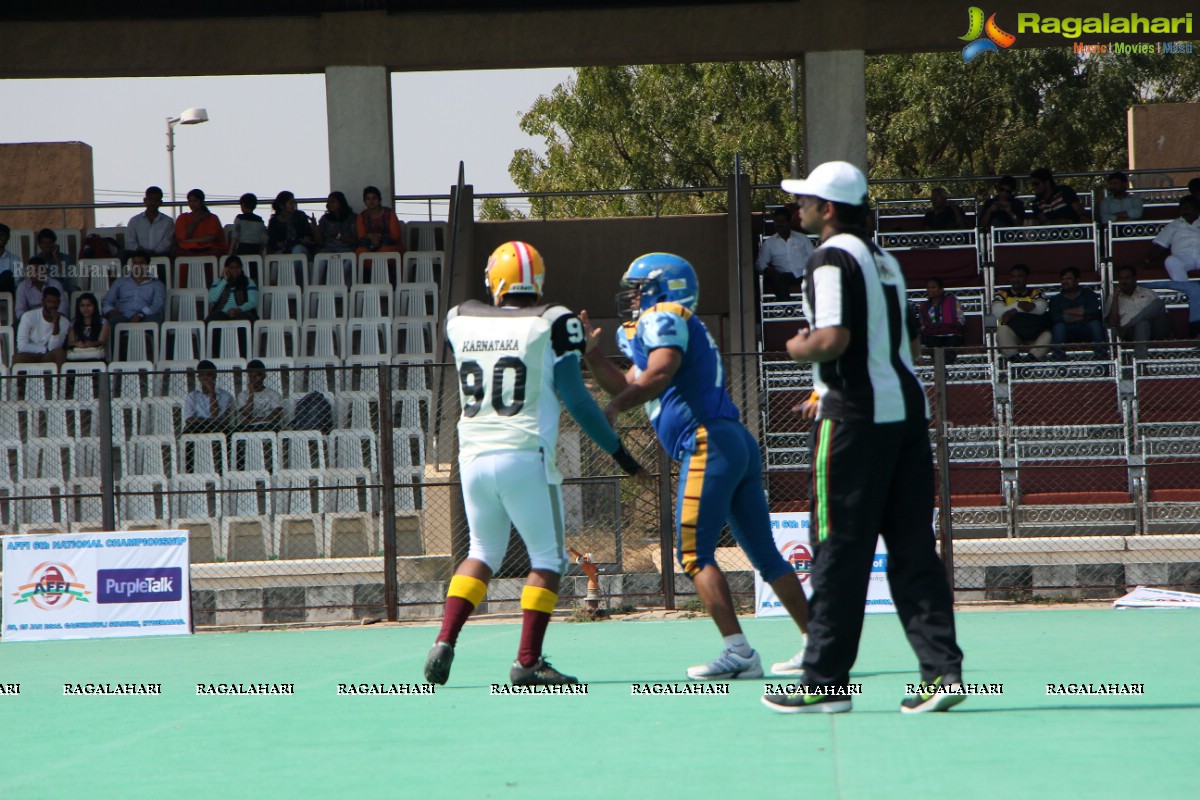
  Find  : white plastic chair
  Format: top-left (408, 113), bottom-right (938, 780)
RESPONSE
top-left (170, 474), bottom-right (220, 559)
top-left (16, 478), bottom-right (69, 532)
top-left (395, 282), bottom-right (439, 318)
top-left (108, 360), bottom-right (155, 399)
top-left (403, 251), bottom-right (443, 284)
top-left (352, 284), bottom-right (394, 319)
top-left (292, 358), bottom-right (341, 395)
top-left (147, 256), bottom-right (172, 284)
top-left (393, 389), bottom-right (431, 431)
top-left (0, 437), bottom-right (24, 486)
top-left (138, 397), bottom-right (182, 437)
top-left (9, 229), bottom-right (36, 264)
top-left (113, 323), bottom-right (160, 364)
top-left (207, 320), bottom-right (253, 360)
top-left (77, 258), bottom-right (121, 296)
top-left (394, 427), bottom-right (426, 471)
top-left (341, 355), bottom-right (390, 394)
top-left (0, 294), bottom-right (12, 329)
top-left (61, 361), bottom-right (106, 402)
top-left (158, 321), bottom-right (204, 362)
top-left (258, 286), bottom-right (302, 322)
top-left (265, 254), bottom-right (306, 288)
top-left (124, 435), bottom-right (176, 480)
top-left (223, 471), bottom-right (273, 561)
top-left (118, 476), bottom-right (171, 530)
top-left (254, 320), bottom-right (301, 359)
top-left (392, 316), bottom-right (437, 357)
top-left (309, 252), bottom-right (355, 288)
top-left (209, 358), bottom-right (247, 399)
top-left (301, 320), bottom-right (346, 359)
top-left (280, 430), bottom-right (327, 471)
top-left (171, 256), bottom-right (219, 290)
top-left (255, 356), bottom-right (293, 399)
top-left (355, 251), bottom-right (402, 286)
top-left (155, 360), bottom-right (196, 398)
top-left (274, 470), bottom-right (325, 558)
top-left (231, 431), bottom-right (278, 473)
top-left (69, 477), bottom-right (105, 532)
top-left (10, 363), bottom-right (59, 403)
top-left (178, 433), bottom-right (228, 476)
top-left (349, 317), bottom-right (393, 356)
top-left (73, 438), bottom-right (103, 479)
top-left (405, 221), bottom-right (447, 253)
top-left (336, 391), bottom-right (378, 432)
top-left (166, 288), bottom-right (209, 322)
top-left (303, 286), bottom-right (348, 322)
top-left (392, 354), bottom-right (430, 391)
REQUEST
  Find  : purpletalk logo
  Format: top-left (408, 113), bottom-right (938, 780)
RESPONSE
top-left (961, 7), bottom-right (1017, 62)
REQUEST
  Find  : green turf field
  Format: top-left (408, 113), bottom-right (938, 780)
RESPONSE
top-left (1, 609), bottom-right (1197, 799)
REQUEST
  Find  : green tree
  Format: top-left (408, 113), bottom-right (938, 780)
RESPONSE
top-left (494, 51), bottom-right (1200, 218)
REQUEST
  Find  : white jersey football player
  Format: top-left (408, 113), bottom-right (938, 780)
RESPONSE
top-left (425, 241), bottom-right (647, 687)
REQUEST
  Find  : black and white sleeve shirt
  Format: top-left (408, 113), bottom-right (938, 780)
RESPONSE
top-left (801, 229), bottom-right (929, 424)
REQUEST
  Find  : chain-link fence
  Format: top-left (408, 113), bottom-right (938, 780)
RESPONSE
top-left (3, 341), bottom-right (1199, 627)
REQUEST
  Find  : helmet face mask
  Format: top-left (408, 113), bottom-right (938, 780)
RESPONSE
top-left (485, 241), bottom-right (545, 305)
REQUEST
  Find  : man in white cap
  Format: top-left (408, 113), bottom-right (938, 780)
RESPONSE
top-left (761, 161), bottom-right (966, 715)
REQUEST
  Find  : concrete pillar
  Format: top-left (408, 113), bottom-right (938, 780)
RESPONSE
top-left (803, 50), bottom-right (867, 174)
top-left (325, 66), bottom-right (395, 203)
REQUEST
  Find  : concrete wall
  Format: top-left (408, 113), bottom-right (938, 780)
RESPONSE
top-left (1, 2), bottom-right (1188, 79)
top-left (1127, 103), bottom-right (1200, 189)
top-left (473, 215), bottom-right (737, 352)
top-left (0, 142), bottom-right (95, 233)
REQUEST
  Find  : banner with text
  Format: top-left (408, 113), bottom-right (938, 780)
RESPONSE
top-left (754, 512), bottom-right (895, 617)
top-left (2, 531), bottom-right (191, 642)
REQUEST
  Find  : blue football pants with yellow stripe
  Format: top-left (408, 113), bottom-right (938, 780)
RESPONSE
top-left (804, 416), bottom-right (963, 687)
top-left (676, 418), bottom-right (792, 583)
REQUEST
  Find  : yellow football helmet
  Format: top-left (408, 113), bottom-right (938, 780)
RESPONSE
top-left (485, 241), bottom-right (545, 304)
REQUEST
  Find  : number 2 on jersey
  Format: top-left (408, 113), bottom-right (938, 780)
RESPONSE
top-left (458, 357), bottom-right (527, 417)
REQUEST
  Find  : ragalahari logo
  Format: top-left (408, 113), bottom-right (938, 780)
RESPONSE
top-left (961, 7), bottom-right (1017, 62)
top-left (12, 562), bottom-right (92, 610)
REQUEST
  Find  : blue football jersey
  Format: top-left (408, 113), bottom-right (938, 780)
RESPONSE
top-left (617, 302), bottom-right (739, 459)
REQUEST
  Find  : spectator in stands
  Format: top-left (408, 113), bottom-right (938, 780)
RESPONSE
top-left (206, 255), bottom-right (259, 323)
top-left (67, 292), bottom-right (110, 361)
top-left (1142, 196), bottom-right (1200, 338)
top-left (268, 190), bottom-right (317, 257)
top-left (993, 263), bottom-right (1051, 360)
top-left (125, 186), bottom-right (174, 258)
top-left (174, 189), bottom-right (226, 256)
top-left (104, 251), bottom-right (165, 327)
top-left (916, 277), bottom-right (965, 362)
top-left (316, 191), bottom-right (358, 254)
top-left (755, 207), bottom-right (814, 302)
top-left (228, 193), bottom-right (268, 256)
top-left (355, 185), bottom-right (404, 255)
top-left (183, 359), bottom-right (233, 434)
top-left (14, 257), bottom-right (65, 319)
top-left (977, 176), bottom-right (1026, 230)
top-left (922, 187), bottom-right (967, 229)
top-left (1048, 266), bottom-right (1106, 358)
top-left (1106, 265), bottom-right (1168, 358)
top-left (13, 285), bottom-right (68, 367)
top-left (35, 228), bottom-right (75, 292)
top-left (1029, 168), bottom-right (1088, 225)
top-left (0, 223), bottom-right (19, 295)
top-left (237, 359), bottom-right (284, 432)
top-left (1098, 171), bottom-right (1144, 224)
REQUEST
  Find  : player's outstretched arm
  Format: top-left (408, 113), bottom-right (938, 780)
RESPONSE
top-left (604, 346), bottom-right (681, 420)
top-left (579, 310), bottom-right (633, 396)
top-left (552, 356), bottom-right (645, 478)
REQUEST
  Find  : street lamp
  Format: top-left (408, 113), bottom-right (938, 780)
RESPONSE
top-left (166, 107), bottom-right (210, 210)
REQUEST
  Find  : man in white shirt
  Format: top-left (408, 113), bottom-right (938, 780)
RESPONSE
top-left (1099, 171), bottom-right (1144, 224)
top-left (124, 186), bottom-right (175, 258)
top-left (1144, 196), bottom-right (1200, 337)
top-left (14, 286), bottom-right (69, 366)
top-left (756, 207), bottom-right (815, 302)
top-left (1107, 265), bottom-right (1167, 358)
top-left (236, 359), bottom-right (284, 432)
top-left (183, 359), bottom-right (234, 434)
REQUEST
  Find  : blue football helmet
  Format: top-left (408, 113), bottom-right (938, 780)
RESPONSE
top-left (617, 253), bottom-right (699, 320)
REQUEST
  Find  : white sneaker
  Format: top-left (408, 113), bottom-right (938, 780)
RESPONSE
top-left (686, 647), bottom-right (763, 680)
top-left (770, 636), bottom-right (808, 676)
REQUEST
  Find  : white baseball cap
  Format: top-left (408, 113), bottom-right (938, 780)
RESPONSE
top-left (782, 161), bottom-right (869, 206)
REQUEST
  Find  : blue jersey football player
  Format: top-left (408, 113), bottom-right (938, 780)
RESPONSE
top-left (582, 253), bottom-right (811, 680)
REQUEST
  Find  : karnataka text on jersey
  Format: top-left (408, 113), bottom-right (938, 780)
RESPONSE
top-left (762, 683), bottom-right (864, 696)
top-left (336, 683), bottom-right (436, 695)
top-left (195, 683), bottom-right (296, 695)
top-left (490, 684), bottom-right (590, 695)
top-left (904, 683), bottom-right (1004, 695)
top-left (630, 683), bottom-right (730, 695)
top-left (458, 338), bottom-right (520, 353)
top-left (1046, 683), bottom-right (1145, 695)
top-left (63, 683), bottom-right (161, 695)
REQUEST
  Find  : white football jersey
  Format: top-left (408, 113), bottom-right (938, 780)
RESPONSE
top-left (446, 300), bottom-right (587, 483)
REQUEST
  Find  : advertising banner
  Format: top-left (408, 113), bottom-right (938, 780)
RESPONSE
top-left (754, 512), bottom-right (895, 617)
top-left (2, 530), bottom-right (191, 642)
